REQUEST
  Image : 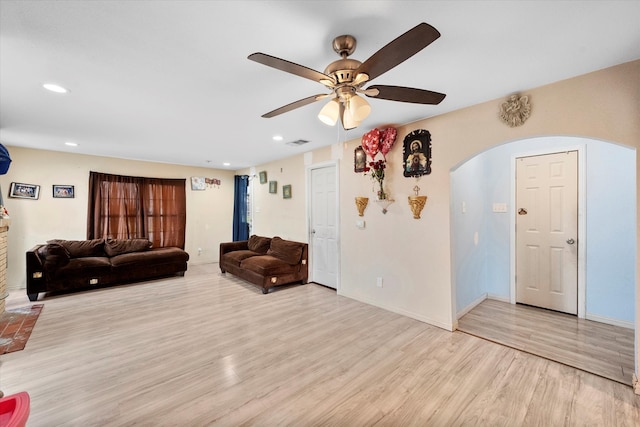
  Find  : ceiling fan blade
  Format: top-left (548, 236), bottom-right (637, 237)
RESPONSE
top-left (262, 94), bottom-right (328, 118)
top-left (355, 23), bottom-right (440, 82)
top-left (248, 53), bottom-right (333, 84)
top-left (365, 85), bottom-right (446, 105)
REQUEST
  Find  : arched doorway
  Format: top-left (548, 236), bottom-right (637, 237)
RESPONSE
top-left (451, 136), bottom-right (636, 384)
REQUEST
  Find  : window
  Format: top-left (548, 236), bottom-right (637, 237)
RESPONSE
top-left (87, 172), bottom-right (186, 248)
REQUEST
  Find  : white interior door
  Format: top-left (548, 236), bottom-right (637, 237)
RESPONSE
top-left (310, 165), bottom-right (338, 289)
top-left (516, 151), bottom-right (578, 314)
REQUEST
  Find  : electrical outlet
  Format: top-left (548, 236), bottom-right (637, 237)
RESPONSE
top-left (376, 277), bottom-right (383, 288)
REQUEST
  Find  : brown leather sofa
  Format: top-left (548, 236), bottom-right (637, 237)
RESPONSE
top-left (26, 238), bottom-right (189, 301)
top-left (219, 235), bottom-right (308, 294)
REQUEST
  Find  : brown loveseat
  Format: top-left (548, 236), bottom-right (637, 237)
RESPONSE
top-left (26, 238), bottom-right (189, 301)
top-left (219, 235), bottom-right (308, 294)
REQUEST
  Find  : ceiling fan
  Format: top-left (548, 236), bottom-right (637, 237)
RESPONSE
top-left (248, 22), bottom-right (446, 130)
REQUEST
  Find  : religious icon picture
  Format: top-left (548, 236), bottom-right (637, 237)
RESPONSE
top-left (403, 129), bottom-right (432, 177)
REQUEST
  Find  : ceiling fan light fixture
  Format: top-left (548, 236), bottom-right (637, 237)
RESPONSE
top-left (349, 94), bottom-right (371, 121)
top-left (318, 99), bottom-right (340, 126)
top-left (341, 108), bottom-right (361, 130)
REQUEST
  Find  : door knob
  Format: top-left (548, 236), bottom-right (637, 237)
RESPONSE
top-left (566, 238), bottom-right (575, 245)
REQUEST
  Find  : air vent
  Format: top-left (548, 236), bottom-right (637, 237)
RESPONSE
top-left (286, 139), bottom-right (310, 146)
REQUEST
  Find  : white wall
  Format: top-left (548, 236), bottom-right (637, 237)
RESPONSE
top-left (452, 137), bottom-right (636, 324)
top-left (1, 146), bottom-right (235, 292)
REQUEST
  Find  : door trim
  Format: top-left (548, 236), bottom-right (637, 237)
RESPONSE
top-left (305, 160), bottom-right (340, 291)
top-left (509, 144), bottom-right (586, 318)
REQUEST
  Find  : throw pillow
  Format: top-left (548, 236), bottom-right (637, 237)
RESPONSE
top-left (247, 235), bottom-right (271, 254)
top-left (37, 243), bottom-right (70, 270)
top-left (104, 238), bottom-right (153, 257)
top-left (47, 238), bottom-right (106, 258)
top-left (267, 236), bottom-right (303, 265)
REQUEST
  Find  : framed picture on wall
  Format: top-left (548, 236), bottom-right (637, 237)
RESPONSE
top-left (283, 184), bottom-right (292, 199)
top-left (9, 182), bottom-right (40, 200)
top-left (191, 176), bottom-right (206, 190)
top-left (403, 129), bottom-right (432, 177)
top-left (269, 181), bottom-right (277, 194)
top-left (53, 185), bottom-right (75, 198)
top-left (259, 171), bottom-right (267, 184)
top-left (354, 146), bottom-right (366, 173)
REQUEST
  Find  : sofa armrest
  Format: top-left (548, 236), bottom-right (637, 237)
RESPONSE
top-left (26, 245), bottom-right (46, 293)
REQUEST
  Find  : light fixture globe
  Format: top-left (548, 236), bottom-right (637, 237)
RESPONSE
top-left (318, 99), bottom-right (339, 126)
top-left (341, 108), bottom-right (360, 130)
top-left (349, 94), bottom-right (371, 121)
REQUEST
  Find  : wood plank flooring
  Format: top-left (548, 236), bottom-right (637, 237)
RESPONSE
top-left (1, 264), bottom-right (639, 426)
top-left (457, 299), bottom-right (635, 386)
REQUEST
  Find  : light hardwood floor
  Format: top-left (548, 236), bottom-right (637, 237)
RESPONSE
top-left (1, 264), bottom-right (639, 426)
top-left (457, 299), bottom-right (636, 386)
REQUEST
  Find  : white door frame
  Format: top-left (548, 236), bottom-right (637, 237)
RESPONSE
top-left (509, 144), bottom-right (586, 318)
top-left (306, 160), bottom-right (340, 291)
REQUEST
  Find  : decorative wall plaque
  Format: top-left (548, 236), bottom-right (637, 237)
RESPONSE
top-left (403, 129), bottom-right (432, 177)
top-left (499, 94), bottom-right (531, 127)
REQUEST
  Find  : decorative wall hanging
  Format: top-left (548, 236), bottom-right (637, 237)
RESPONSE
top-left (53, 185), bottom-right (74, 198)
top-left (354, 146), bottom-right (366, 173)
top-left (499, 94), bottom-right (531, 127)
top-left (403, 129), bottom-right (432, 177)
top-left (259, 171), bottom-right (267, 184)
top-left (9, 182), bottom-right (40, 200)
top-left (269, 181), bottom-right (277, 194)
top-left (283, 184), bottom-right (292, 199)
top-left (355, 196), bottom-right (369, 216)
top-left (204, 178), bottom-right (221, 188)
top-left (361, 127), bottom-right (397, 203)
top-left (408, 185), bottom-right (427, 219)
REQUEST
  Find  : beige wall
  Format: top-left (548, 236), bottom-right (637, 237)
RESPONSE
top-left (339, 59), bottom-right (640, 330)
top-left (1, 147), bottom-right (236, 291)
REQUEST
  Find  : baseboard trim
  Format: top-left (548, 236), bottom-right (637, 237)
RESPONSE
top-left (487, 294), bottom-right (510, 303)
top-left (338, 289), bottom-right (454, 331)
top-left (585, 313), bottom-right (635, 330)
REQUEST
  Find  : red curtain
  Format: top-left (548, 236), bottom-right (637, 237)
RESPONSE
top-left (87, 172), bottom-right (186, 249)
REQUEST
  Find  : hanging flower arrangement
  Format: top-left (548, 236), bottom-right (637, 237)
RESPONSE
top-left (365, 159), bottom-right (387, 200)
top-left (361, 127), bottom-right (397, 200)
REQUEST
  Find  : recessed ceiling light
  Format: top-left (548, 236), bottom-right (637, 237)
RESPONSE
top-left (43, 83), bottom-right (69, 93)
top-left (64, 141), bottom-right (78, 147)
top-left (223, 162), bottom-right (231, 166)
top-left (272, 135), bottom-right (283, 141)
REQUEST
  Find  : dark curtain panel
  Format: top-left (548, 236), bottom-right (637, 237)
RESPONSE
top-left (87, 172), bottom-right (186, 249)
top-left (232, 175), bottom-right (249, 241)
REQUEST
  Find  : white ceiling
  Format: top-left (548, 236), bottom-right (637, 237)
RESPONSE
top-left (1, 1), bottom-right (639, 171)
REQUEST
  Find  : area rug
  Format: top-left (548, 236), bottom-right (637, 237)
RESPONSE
top-left (0, 304), bottom-right (43, 355)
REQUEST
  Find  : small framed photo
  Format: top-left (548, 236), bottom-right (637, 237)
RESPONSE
top-left (9, 182), bottom-right (40, 200)
top-left (354, 146), bottom-right (366, 173)
top-left (191, 176), bottom-right (206, 190)
top-left (283, 184), bottom-right (292, 199)
top-left (259, 171), bottom-right (267, 184)
top-left (53, 185), bottom-right (75, 198)
top-left (269, 181), bottom-right (277, 194)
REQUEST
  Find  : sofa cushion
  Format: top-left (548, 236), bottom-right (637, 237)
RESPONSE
top-left (267, 236), bottom-right (304, 265)
top-left (104, 238), bottom-right (152, 257)
top-left (110, 247), bottom-right (189, 268)
top-left (37, 243), bottom-right (71, 271)
top-left (221, 250), bottom-right (260, 268)
top-left (247, 235), bottom-right (271, 254)
top-left (48, 239), bottom-right (106, 258)
top-left (53, 256), bottom-right (112, 280)
top-left (240, 255), bottom-right (299, 276)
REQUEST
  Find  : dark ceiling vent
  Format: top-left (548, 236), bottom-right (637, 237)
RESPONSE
top-left (286, 139), bottom-right (310, 146)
